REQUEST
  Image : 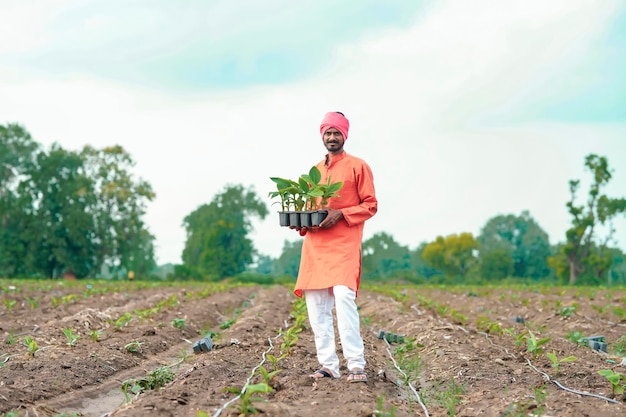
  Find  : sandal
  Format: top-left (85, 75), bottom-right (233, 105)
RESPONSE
top-left (347, 369), bottom-right (368, 383)
top-left (309, 368), bottom-right (333, 379)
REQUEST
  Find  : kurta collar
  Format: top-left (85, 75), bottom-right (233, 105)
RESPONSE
top-left (324, 151), bottom-right (347, 167)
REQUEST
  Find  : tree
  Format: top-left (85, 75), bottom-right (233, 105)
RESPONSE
top-left (422, 233), bottom-right (478, 279)
top-left (479, 249), bottom-right (514, 281)
top-left (273, 239), bottom-right (303, 277)
top-left (477, 211), bottom-right (551, 279)
top-left (18, 144), bottom-right (98, 278)
top-left (182, 184), bottom-right (268, 279)
top-left (410, 242), bottom-right (442, 279)
top-left (361, 232), bottom-right (412, 279)
top-left (81, 145), bottom-right (156, 277)
top-left (0, 124), bottom-right (157, 278)
top-left (557, 154), bottom-right (626, 284)
top-left (0, 124), bottom-right (40, 277)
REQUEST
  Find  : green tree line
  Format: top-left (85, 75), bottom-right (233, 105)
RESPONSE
top-left (3, 123), bottom-right (625, 285)
top-left (1, 123), bottom-right (156, 278)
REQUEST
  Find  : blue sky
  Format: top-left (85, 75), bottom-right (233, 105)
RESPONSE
top-left (1, 0), bottom-right (625, 265)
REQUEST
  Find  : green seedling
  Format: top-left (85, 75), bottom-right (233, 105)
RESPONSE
top-left (435, 304), bottom-right (449, 316)
top-left (476, 316), bottom-right (503, 336)
top-left (613, 307), bottom-right (626, 322)
top-left (51, 296), bottom-right (62, 307)
top-left (279, 326), bottom-right (302, 355)
top-left (224, 383), bottom-right (273, 415)
top-left (89, 329), bottom-right (104, 342)
top-left (565, 330), bottom-right (587, 346)
top-left (24, 335), bottom-right (39, 358)
top-left (612, 335), bottom-right (626, 356)
top-left (266, 353), bottom-right (287, 372)
top-left (598, 369), bottom-right (626, 396)
top-left (25, 296), bottom-right (40, 309)
top-left (434, 376), bottom-right (466, 417)
top-left (525, 331), bottom-right (550, 357)
top-left (560, 305), bottom-right (577, 317)
top-left (546, 350), bottom-right (577, 374)
top-left (170, 318), bottom-right (187, 330)
top-left (63, 328), bottom-right (80, 347)
top-left (3, 299), bottom-right (17, 312)
top-left (503, 385), bottom-right (548, 416)
top-left (61, 293), bottom-right (79, 304)
top-left (121, 378), bottom-right (142, 403)
top-left (5, 331), bottom-right (16, 345)
top-left (450, 309), bottom-right (468, 326)
top-left (256, 365), bottom-right (281, 386)
top-left (115, 312), bottom-right (133, 330)
top-left (394, 338), bottom-right (423, 385)
top-left (121, 365), bottom-right (175, 402)
top-left (124, 341), bottom-right (144, 353)
top-left (374, 395), bottom-right (397, 417)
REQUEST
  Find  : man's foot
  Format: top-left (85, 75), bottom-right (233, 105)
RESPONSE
top-left (309, 368), bottom-right (333, 379)
top-left (347, 369), bottom-right (368, 383)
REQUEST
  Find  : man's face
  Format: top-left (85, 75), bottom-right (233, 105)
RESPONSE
top-left (323, 128), bottom-right (344, 153)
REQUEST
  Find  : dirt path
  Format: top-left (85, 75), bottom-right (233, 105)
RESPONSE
top-left (1, 281), bottom-right (625, 416)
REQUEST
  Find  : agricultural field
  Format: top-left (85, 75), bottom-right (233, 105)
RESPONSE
top-left (1, 279), bottom-right (626, 417)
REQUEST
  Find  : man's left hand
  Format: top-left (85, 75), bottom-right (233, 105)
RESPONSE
top-left (319, 208), bottom-right (344, 229)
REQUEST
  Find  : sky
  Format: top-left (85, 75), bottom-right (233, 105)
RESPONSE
top-left (1, 0), bottom-right (625, 265)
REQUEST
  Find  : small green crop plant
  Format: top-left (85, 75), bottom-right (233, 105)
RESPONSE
top-left (256, 365), bottom-right (281, 386)
top-left (546, 350), bottom-right (577, 375)
top-left (525, 330), bottom-right (550, 357)
top-left (374, 395), bottom-right (397, 417)
top-left (450, 309), bottom-right (468, 326)
top-left (25, 296), bottom-right (40, 310)
top-left (63, 328), bottom-right (80, 347)
top-left (224, 383), bottom-right (273, 415)
top-left (170, 318), bottom-right (187, 330)
top-left (612, 334), bottom-right (626, 356)
top-left (279, 326), bottom-right (302, 355)
top-left (565, 330), bottom-right (587, 346)
top-left (121, 366), bottom-right (176, 402)
top-left (24, 335), bottom-right (39, 358)
top-left (124, 341), bottom-right (144, 353)
top-left (597, 369), bottom-right (626, 397)
top-left (560, 304), bottom-right (578, 317)
top-left (434, 376), bottom-right (466, 417)
top-left (394, 338), bottom-right (423, 385)
top-left (115, 312), bottom-right (133, 330)
top-left (476, 316), bottom-right (503, 336)
top-left (502, 384), bottom-right (548, 417)
top-left (3, 299), bottom-right (17, 312)
top-left (266, 353), bottom-right (287, 372)
top-left (89, 329), bottom-right (104, 342)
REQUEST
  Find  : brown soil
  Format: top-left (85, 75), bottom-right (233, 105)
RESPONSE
top-left (1, 280), bottom-right (626, 417)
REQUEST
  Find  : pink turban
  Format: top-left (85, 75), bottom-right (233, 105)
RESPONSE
top-left (320, 112), bottom-right (349, 140)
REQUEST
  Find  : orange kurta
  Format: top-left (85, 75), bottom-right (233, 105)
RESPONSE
top-left (294, 151), bottom-right (377, 298)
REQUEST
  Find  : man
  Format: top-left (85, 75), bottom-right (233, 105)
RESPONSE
top-left (293, 111), bottom-right (378, 383)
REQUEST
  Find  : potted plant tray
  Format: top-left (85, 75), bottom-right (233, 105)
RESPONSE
top-left (278, 210), bottom-right (328, 227)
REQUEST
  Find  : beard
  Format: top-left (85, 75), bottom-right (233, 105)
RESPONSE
top-left (325, 140), bottom-right (343, 152)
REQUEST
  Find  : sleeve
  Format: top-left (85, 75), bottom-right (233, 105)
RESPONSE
top-left (342, 160), bottom-right (378, 226)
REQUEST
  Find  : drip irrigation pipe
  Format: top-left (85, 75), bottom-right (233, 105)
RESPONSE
top-left (381, 337), bottom-right (430, 417)
top-left (525, 358), bottom-right (619, 404)
top-left (212, 336), bottom-right (277, 417)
